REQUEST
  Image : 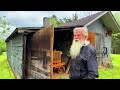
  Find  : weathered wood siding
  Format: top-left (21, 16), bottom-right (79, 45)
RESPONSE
top-left (104, 33), bottom-right (111, 58)
top-left (6, 33), bottom-right (23, 78)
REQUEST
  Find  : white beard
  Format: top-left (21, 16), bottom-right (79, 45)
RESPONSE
top-left (70, 39), bottom-right (84, 59)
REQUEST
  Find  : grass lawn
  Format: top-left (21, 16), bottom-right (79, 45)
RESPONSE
top-left (0, 52), bottom-right (120, 79)
top-left (0, 52), bottom-right (15, 79)
top-left (98, 54), bottom-right (120, 79)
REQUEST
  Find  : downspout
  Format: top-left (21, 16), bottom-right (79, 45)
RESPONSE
top-left (22, 31), bottom-right (28, 79)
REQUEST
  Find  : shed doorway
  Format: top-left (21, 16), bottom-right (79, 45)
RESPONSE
top-left (26, 26), bottom-right (72, 79)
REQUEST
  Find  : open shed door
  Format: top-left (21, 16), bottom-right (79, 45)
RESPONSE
top-left (28, 25), bottom-right (54, 79)
top-left (88, 32), bottom-right (95, 46)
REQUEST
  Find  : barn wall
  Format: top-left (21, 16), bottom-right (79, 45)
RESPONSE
top-left (6, 33), bottom-right (23, 78)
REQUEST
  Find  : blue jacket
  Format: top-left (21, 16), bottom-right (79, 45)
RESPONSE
top-left (69, 44), bottom-right (99, 79)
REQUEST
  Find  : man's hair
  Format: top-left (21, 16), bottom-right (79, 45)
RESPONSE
top-left (73, 27), bottom-right (88, 40)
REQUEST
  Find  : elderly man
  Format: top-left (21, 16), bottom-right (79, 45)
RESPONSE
top-left (69, 27), bottom-right (99, 79)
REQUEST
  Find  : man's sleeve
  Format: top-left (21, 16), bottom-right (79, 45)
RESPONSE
top-left (83, 47), bottom-right (99, 79)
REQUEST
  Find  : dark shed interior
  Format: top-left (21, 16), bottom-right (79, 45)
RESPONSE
top-left (25, 26), bottom-right (80, 78)
top-left (53, 29), bottom-right (73, 66)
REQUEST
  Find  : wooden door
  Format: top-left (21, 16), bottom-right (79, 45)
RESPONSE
top-left (27, 25), bottom-right (54, 79)
top-left (95, 34), bottom-right (103, 66)
top-left (88, 32), bottom-right (95, 46)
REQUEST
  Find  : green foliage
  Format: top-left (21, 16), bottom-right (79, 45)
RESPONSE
top-left (0, 16), bottom-right (10, 54)
top-left (49, 12), bottom-right (79, 26)
top-left (112, 12), bottom-right (120, 53)
top-left (0, 39), bottom-right (6, 54)
top-left (0, 49), bottom-right (2, 55)
top-left (112, 33), bottom-right (120, 54)
top-left (58, 13), bottom-right (79, 24)
top-left (49, 15), bottom-right (61, 26)
top-left (0, 16), bottom-right (10, 35)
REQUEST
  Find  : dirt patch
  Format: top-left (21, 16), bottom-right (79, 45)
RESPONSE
top-left (53, 73), bottom-right (69, 79)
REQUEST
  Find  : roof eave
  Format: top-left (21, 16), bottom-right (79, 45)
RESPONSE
top-left (84, 11), bottom-right (109, 27)
top-left (5, 28), bottom-right (18, 42)
top-left (109, 12), bottom-right (120, 31)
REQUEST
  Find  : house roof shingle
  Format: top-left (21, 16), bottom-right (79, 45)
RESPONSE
top-left (60, 11), bottom-right (105, 27)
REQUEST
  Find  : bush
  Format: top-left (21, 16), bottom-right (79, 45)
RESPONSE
top-left (0, 47), bottom-right (3, 55)
top-left (0, 50), bottom-right (2, 55)
top-left (112, 33), bottom-right (120, 54)
top-left (0, 39), bottom-right (6, 53)
top-left (0, 45), bottom-right (6, 52)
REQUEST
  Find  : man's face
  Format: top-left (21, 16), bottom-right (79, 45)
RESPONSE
top-left (74, 29), bottom-right (86, 42)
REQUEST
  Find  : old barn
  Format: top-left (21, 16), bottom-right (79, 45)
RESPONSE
top-left (5, 11), bottom-right (120, 79)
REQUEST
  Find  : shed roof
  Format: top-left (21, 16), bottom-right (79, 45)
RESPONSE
top-left (5, 11), bottom-right (120, 42)
top-left (58, 11), bottom-right (105, 27)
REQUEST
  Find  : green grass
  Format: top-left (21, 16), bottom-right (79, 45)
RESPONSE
top-left (0, 52), bottom-right (120, 79)
top-left (98, 54), bottom-right (120, 79)
top-left (0, 52), bottom-right (15, 79)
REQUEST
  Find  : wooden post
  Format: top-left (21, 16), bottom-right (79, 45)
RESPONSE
top-left (65, 57), bottom-right (71, 74)
top-left (27, 35), bottom-right (31, 79)
top-left (22, 31), bottom-right (28, 79)
top-left (50, 26), bottom-right (54, 79)
top-left (43, 51), bottom-right (47, 69)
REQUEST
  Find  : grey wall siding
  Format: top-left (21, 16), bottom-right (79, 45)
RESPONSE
top-left (87, 19), bottom-right (111, 59)
top-left (104, 34), bottom-right (112, 58)
top-left (6, 33), bottom-right (23, 78)
top-left (6, 40), bottom-right (13, 66)
top-left (87, 19), bottom-right (104, 35)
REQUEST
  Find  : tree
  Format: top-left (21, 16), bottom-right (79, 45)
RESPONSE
top-left (0, 16), bottom-right (10, 34)
top-left (49, 15), bottom-right (62, 27)
top-left (0, 16), bottom-right (10, 55)
top-left (58, 12), bottom-right (79, 24)
top-left (111, 12), bottom-right (120, 54)
top-left (112, 33), bottom-right (120, 54)
top-left (49, 11), bottom-right (101, 26)
top-left (0, 39), bottom-right (6, 51)
top-left (0, 39), bottom-right (6, 55)
top-left (49, 12), bottom-right (80, 26)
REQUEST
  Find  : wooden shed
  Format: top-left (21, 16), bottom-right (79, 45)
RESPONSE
top-left (5, 11), bottom-right (120, 79)
top-left (5, 25), bottom-right (76, 79)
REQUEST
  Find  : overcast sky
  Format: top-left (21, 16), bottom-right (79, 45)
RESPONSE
top-left (0, 11), bottom-right (118, 33)
top-left (0, 11), bottom-right (78, 39)
top-left (0, 11), bottom-right (118, 39)
top-left (0, 11), bottom-right (77, 27)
